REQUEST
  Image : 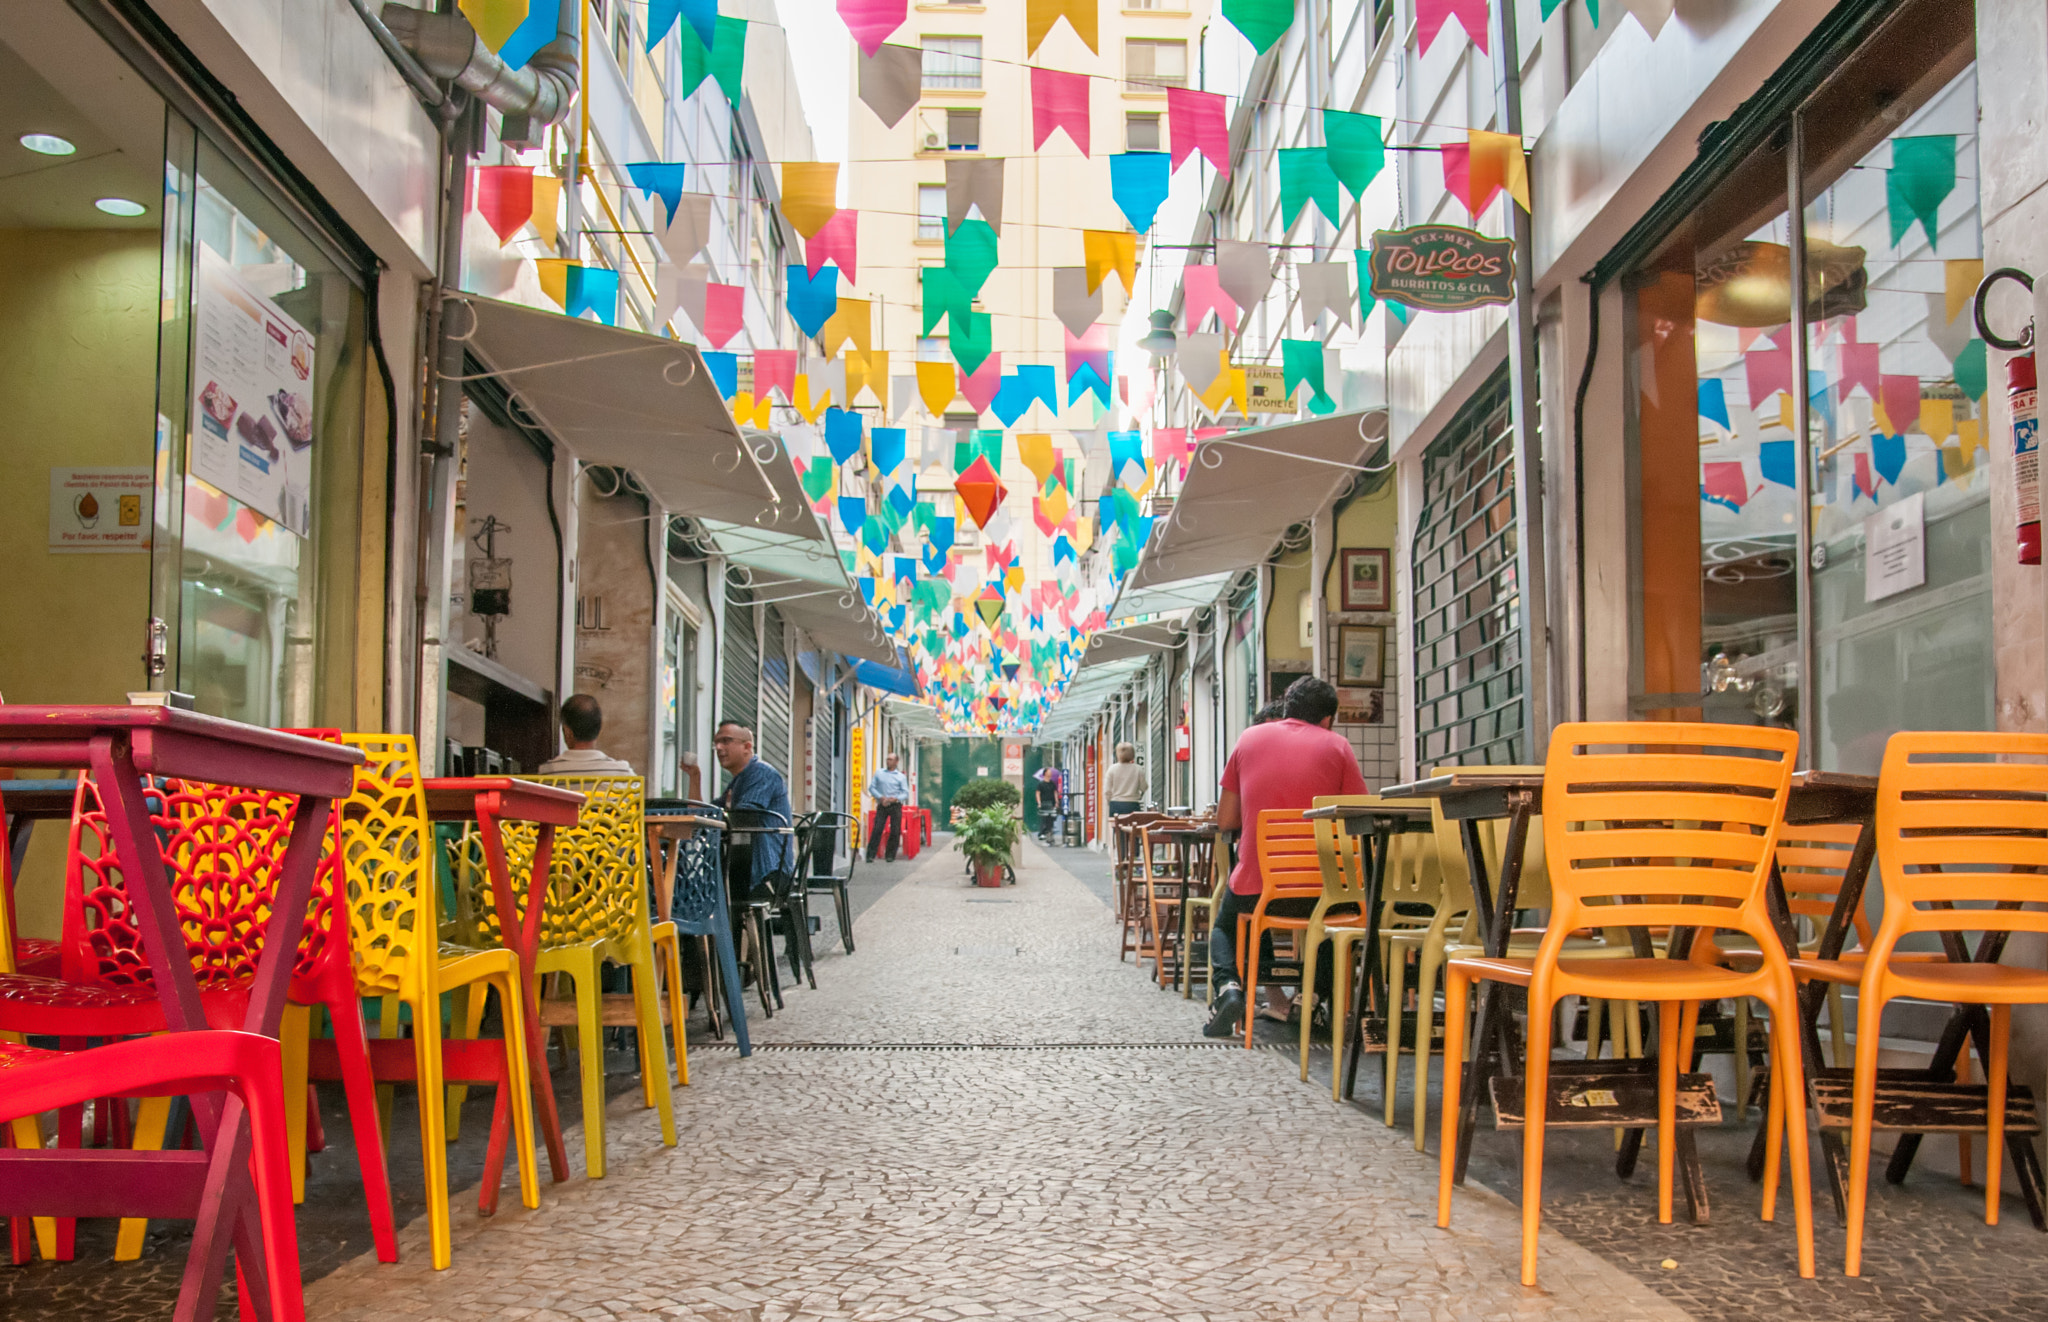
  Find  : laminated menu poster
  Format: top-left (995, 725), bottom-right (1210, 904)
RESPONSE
top-left (189, 244), bottom-right (316, 535)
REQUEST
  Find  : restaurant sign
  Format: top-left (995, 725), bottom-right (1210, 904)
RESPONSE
top-left (1367, 225), bottom-right (1515, 312)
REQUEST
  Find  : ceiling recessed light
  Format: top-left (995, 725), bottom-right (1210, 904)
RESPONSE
top-left (95, 197), bottom-right (146, 217)
top-left (20, 133), bottom-right (76, 156)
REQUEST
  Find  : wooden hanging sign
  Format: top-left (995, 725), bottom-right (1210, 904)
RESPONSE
top-left (1367, 224), bottom-right (1516, 312)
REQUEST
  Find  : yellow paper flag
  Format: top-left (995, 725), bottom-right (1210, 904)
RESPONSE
top-left (845, 348), bottom-right (888, 406)
top-left (1467, 129), bottom-right (1531, 214)
top-left (1025, 0), bottom-right (1098, 54)
top-left (1040, 483), bottom-right (1069, 528)
top-left (459, 0), bottom-right (527, 54)
top-left (1016, 432), bottom-right (1057, 485)
top-left (1083, 229), bottom-right (1137, 295)
top-left (1920, 397), bottom-right (1954, 441)
top-left (1130, 458), bottom-right (1156, 499)
top-left (1941, 434), bottom-right (1978, 482)
top-left (731, 392), bottom-right (772, 429)
top-left (530, 174), bottom-right (561, 246)
top-left (1946, 259), bottom-right (1985, 329)
top-left (821, 297), bottom-right (871, 357)
top-left (1777, 393), bottom-right (1796, 434)
top-left (792, 374), bottom-right (831, 423)
top-left (781, 162), bottom-right (839, 238)
top-left (1004, 566), bottom-right (1025, 593)
top-left (534, 257), bottom-right (572, 309)
top-left (917, 360), bottom-right (957, 416)
top-left (1194, 358), bottom-right (1247, 417)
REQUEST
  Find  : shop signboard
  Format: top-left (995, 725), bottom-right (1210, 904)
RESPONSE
top-left (1002, 741), bottom-right (1024, 776)
top-left (189, 245), bottom-right (317, 535)
top-left (1243, 365), bottom-right (1295, 413)
top-left (1366, 225), bottom-right (1515, 312)
top-left (1083, 736), bottom-right (1098, 842)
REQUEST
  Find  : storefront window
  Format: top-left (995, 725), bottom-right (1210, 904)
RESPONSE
top-left (1630, 0), bottom-right (1983, 771)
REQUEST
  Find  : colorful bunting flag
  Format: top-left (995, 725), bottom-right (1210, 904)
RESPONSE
top-left (1277, 146), bottom-right (1343, 228)
top-left (960, 354), bottom-right (1003, 412)
top-left (1052, 267), bottom-right (1101, 337)
top-left (501, 0), bottom-right (562, 70)
top-left (564, 264), bottom-right (619, 324)
top-left (1221, 0), bottom-right (1294, 52)
top-left (458, 0), bottom-right (528, 55)
top-left (474, 165), bottom-right (534, 243)
top-left (820, 295), bottom-right (872, 357)
top-left (1415, 0), bottom-right (1489, 54)
top-left (1031, 67), bottom-right (1092, 157)
top-left (677, 16), bottom-right (747, 104)
top-left (1166, 87), bottom-right (1230, 176)
top-left (1281, 339), bottom-right (1333, 414)
top-left (826, 408), bottom-right (865, 463)
top-left (1025, 0), bottom-right (1098, 54)
top-left (837, 0), bottom-right (906, 55)
top-left (1016, 432), bottom-right (1057, 486)
top-left (954, 454), bottom-right (1007, 530)
top-left (1888, 136), bottom-right (1956, 250)
top-left (946, 218), bottom-right (1001, 299)
top-left (1215, 239), bottom-right (1273, 311)
top-left (857, 42), bottom-right (922, 126)
top-left (799, 456), bottom-right (835, 503)
top-left (1324, 110), bottom-right (1385, 199)
top-left (917, 359), bottom-right (958, 415)
top-left (661, 193), bottom-right (712, 263)
top-left (1109, 153), bottom-right (1171, 233)
top-left (1083, 229), bottom-right (1137, 295)
top-left (952, 310), bottom-right (994, 375)
top-left (781, 162), bottom-right (839, 238)
top-left (786, 264), bottom-right (840, 339)
top-left (1296, 262), bottom-right (1353, 330)
top-left (701, 283), bottom-right (743, 348)
top-left (870, 426), bottom-right (906, 474)
top-left (625, 161), bottom-right (688, 225)
top-left (703, 350), bottom-right (738, 399)
top-left (806, 208), bottom-right (859, 281)
top-left (946, 158), bottom-right (1006, 235)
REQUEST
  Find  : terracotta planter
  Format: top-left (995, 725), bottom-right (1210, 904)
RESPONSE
top-left (973, 858), bottom-right (1006, 888)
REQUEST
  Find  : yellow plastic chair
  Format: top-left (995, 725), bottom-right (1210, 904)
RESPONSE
top-left (1435, 722), bottom-right (1814, 1286)
top-left (334, 734), bottom-right (540, 1271)
top-left (450, 774), bottom-right (676, 1179)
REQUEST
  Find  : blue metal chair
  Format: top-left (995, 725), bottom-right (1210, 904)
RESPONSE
top-left (647, 800), bottom-right (749, 1057)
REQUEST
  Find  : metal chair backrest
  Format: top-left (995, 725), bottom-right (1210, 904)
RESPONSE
top-left (799, 812), bottom-right (857, 881)
top-left (1537, 722), bottom-right (1797, 965)
top-left (1872, 731), bottom-right (2048, 951)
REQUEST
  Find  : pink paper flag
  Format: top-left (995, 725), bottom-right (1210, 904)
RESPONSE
top-left (1439, 142), bottom-right (1484, 215)
top-left (1853, 450), bottom-right (1876, 501)
top-left (1744, 343), bottom-right (1792, 406)
top-left (836, 0), bottom-right (906, 56)
top-left (806, 209), bottom-right (859, 282)
top-left (1181, 265), bottom-right (1240, 332)
top-left (1064, 324), bottom-right (1110, 384)
top-left (1193, 426), bottom-right (1232, 442)
top-left (1838, 340), bottom-right (1879, 402)
top-left (960, 353), bottom-right (1003, 414)
top-left (1415, 0), bottom-right (1489, 55)
top-left (1167, 87), bottom-right (1230, 177)
top-left (1151, 428), bottom-right (1188, 467)
top-left (1031, 66), bottom-right (1091, 157)
top-left (1701, 461), bottom-right (1749, 511)
top-left (755, 349), bottom-right (798, 403)
top-left (1033, 497), bottom-right (1057, 536)
top-left (702, 283), bottom-right (744, 349)
top-left (1879, 374), bottom-right (1922, 435)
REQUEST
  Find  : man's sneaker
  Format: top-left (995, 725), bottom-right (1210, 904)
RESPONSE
top-left (1203, 983), bottom-right (1245, 1038)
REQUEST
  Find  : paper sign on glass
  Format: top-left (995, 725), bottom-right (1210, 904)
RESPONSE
top-left (1864, 491), bottom-right (1925, 603)
top-left (190, 244), bottom-right (317, 536)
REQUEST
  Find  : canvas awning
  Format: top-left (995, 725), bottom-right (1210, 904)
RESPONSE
top-left (450, 294), bottom-right (790, 527)
top-left (1128, 411), bottom-right (1385, 589)
top-left (1036, 655), bottom-right (1146, 740)
top-left (703, 518), bottom-right (899, 665)
top-left (1108, 571), bottom-right (1235, 625)
top-left (1081, 618), bottom-right (1189, 667)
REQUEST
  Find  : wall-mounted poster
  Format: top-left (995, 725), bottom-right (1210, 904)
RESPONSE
top-left (1336, 625), bottom-right (1385, 688)
top-left (1340, 548), bottom-right (1391, 612)
top-left (189, 244), bottom-right (316, 535)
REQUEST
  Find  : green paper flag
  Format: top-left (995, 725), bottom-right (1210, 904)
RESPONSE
top-left (1955, 337), bottom-right (1988, 402)
top-left (1887, 135), bottom-right (1956, 251)
top-left (1351, 247), bottom-right (1378, 323)
top-left (946, 218), bottom-right (1000, 300)
top-left (1281, 339), bottom-right (1333, 414)
top-left (973, 428), bottom-right (1004, 470)
top-left (922, 266), bottom-right (966, 335)
top-left (677, 16), bottom-right (746, 104)
top-left (952, 308), bottom-right (993, 375)
top-left (1323, 110), bottom-right (1385, 200)
top-left (952, 439), bottom-right (975, 474)
top-left (799, 456), bottom-right (833, 502)
top-left (1277, 147), bottom-right (1343, 229)
top-left (1221, 0), bottom-right (1294, 53)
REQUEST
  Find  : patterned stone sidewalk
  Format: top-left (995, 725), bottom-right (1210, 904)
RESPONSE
top-left (302, 840), bottom-right (1694, 1322)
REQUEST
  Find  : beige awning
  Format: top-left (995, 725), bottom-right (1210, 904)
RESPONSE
top-left (450, 294), bottom-right (790, 527)
top-left (1129, 410), bottom-right (1385, 589)
top-left (702, 519), bottom-right (899, 664)
top-left (1081, 618), bottom-right (1189, 667)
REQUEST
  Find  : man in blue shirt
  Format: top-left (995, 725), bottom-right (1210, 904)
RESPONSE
top-left (865, 753), bottom-right (911, 862)
top-left (714, 720), bottom-right (795, 897)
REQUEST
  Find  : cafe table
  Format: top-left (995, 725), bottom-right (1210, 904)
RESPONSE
top-left (1136, 819), bottom-right (1219, 990)
top-left (0, 705), bottom-right (360, 1321)
top-left (1300, 800), bottom-right (1437, 1099)
top-left (643, 804), bottom-right (751, 1056)
top-left (422, 776), bottom-right (583, 1207)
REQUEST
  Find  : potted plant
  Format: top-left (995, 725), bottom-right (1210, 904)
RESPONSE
top-left (955, 805), bottom-right (1020, 887)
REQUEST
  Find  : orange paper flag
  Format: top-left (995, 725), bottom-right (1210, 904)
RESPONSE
top-left (1016, 432), bottom-right (1057, 485)
top-left (1083, 229), bottom-right (1137, 295)
top-left (820, 297), bottom-right (872, 357)
top-left (781, 162), bottom-right (840, 238)
top-left (1025, 0), bottom-right (1097, 54)
top-left (534, 257), bottom-right (573, 309)
top-left (1464, 129), bottom-right (1530, 214)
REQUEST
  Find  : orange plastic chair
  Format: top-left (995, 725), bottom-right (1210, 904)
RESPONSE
top-left (1435, 721), bottom-right (1814, 1285)
top-left (1833, 731), bottom-right (2048, 1276)
top-left (1239, 810), bottom-right (1368, 1046)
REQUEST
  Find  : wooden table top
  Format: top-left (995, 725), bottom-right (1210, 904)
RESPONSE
top-left (422, 776), bottom-right (585, 825)
top-left (1302, 800), bottom-right (1434, 820)
top-left (0, 704), bottom-right (360, 797)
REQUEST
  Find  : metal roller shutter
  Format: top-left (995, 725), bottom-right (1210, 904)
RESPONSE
top-left (722, 593), bottom-right (759, 741)
top-left (759, 608), bottom-right (793, 780)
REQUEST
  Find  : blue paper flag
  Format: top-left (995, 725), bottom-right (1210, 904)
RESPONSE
top-left (825, 407), bottom-right (864, 463)
top-left (786, 264), bottom-right (839, 338)
top-left (1697, 378), bottom-right (1730, 430)
top-left (564, 265), bottom-right (619, 324)
top-left (923, 544), bottom-right (948, 575)
top-left (647, 0), bottom-right (716, 48)
top-left (858, 575), bottom-right (877, 603)
top-left (1017, 364), bottom-right (1058, 414)
top-left (886, 605), bottom-right (907, 631)
top-left (1108, 428), bottom-right (1145, 478)
top-left (1871, 431), bottom-right (1906, 486)
top-left (870, 426), bottom-right (906, 474)
top-left (703, 350), bottom-right (738, 399)
top-left (500, 0), bottom-right (562, 71)
top-left (625, 162), bottom-right (688, 225)
top-left (991, 373), bottom-right (1035, 427)
top-left (1069, 362), bottom-right (1110, 407)
top-left (887, 480), bottom-right (916, 518)
top-left (1758, 439), bottom-right (1796, 488)
top-left (837, 495), bottom-right (867, 534)
top-left (1108, 153), bottom-right (1172, 234)
top-left (928, 516), bottom-right (955, 555)
top-left (892, 556), bottom-right (917, 583)
top-left (1052, 534), bottom-right (1073, 565)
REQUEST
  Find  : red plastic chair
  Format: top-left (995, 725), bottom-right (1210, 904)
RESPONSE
top-left (0, 774), bottom-right (395, 1264)
top-left (0, 1030), bottom-right (305, 1321)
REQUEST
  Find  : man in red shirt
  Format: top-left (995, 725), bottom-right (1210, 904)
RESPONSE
top-left (1203, 676), bottom-right (1367, 1038)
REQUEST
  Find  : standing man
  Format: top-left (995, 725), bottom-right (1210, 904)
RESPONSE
top-left (1104, 742), bottom-right (1146, 818)
top-left (866, 752), bottom-right (910, 863)
top-left (1202, 677), bottom-right (1367, 1038)
top-left (714, 720), bottom-right (796, 899)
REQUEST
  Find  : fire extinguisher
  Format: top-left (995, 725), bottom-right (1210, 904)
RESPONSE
top-left (1976, 269), bottom-right (2040, 564)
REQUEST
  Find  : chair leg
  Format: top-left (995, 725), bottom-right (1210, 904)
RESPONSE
top-left (1657, 1001), bottom-right (1681, 1226)
top-left (236, 1045), bottom-right (308, 1322)
top-left (1437, 966), bottom-right (1471, 1229)
top-left (628, 948), bottom-right (678, 1148)
top-left (1762, 1009), bottom-right (1785, 1223)
top-left (1827, 983), bottom-right (1850, 1069)
top-left (1414, 942), bottom-right (1447, 1153)
top-left (563, 953), bottom-right (607, 1180)
top-left (327, 989), bottom-right (400, 1262)
top-left (489, 970), bottom-right (542, 1212)
top-left (445, 985), bottom-right (485, 1142)
top-left (279, 1003), bottom-right (312, 1204)
top-left (1179, 899), bottom-right (1198, 998)
top-left (412, 992), bottom-right (455, 1271)
top-left (1298, 921), bottom-right (1323, 1083)
top-left (1987, 1003), bottom-right (2011, 1227)
top-left (1384, 940), bottom-right (1408, 1126)
top-left (1521, 986), bottom-right (1555, 1287)
top-left (835, 881), bottom-right (854, 954)
top-left (657, 932), bottom-right (690, 1088)
top-left (1733, 998), bottom-right (1752, 1121)
top-left (1330, 938), bottom-right (1355, 1104)
top-left (1845, 984), bottom-right (1889, 1277)
top-left (1240, 914), bottom-right (1259, 1048)
top-left (113, 1096), bottom-right (173, 1261)
top-left (10, 1114), bottom-right (55, 1262)
top-left (1763, 976), bottom-right (1815, 1279)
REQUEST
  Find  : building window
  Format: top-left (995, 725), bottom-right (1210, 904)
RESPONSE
top-left (918, 336), bottom-right (950, 362)
top-left (922, 36), bottom-right (982, 90)
top-left (611, 2), bottom-right (634, 77)
top-left (1125, 39), bottom-right (1187, 88)
top-left (1126, 113), bottom-right (1162, 153)
top-left (946, 109), bottom-right (981, 152)
top-left (917, 185), bottom-right (946, 240)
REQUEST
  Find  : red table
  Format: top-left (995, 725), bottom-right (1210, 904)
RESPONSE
top-left (0, 706), bottom-right (359, 1321)
top-left (422, 777), bottom-right (583, 1209)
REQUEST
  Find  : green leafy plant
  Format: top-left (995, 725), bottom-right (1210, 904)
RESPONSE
top-left (953, 805), bottom-right (1020, 866)
top-left (952, 777), bottom-right (1020, 815)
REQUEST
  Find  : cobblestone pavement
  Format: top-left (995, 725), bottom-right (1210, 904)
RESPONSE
top-left (297, 838), bottom-right (1692, 1322)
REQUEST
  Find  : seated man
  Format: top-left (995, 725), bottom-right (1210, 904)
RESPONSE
top-left (713, 720), bottom-right (795, 896)
top-left (539, 694), bottom-right (636, 774)
top-left (1203, 676), bottom-right (1367, 1038)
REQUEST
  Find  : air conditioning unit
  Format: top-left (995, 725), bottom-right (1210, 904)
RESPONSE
top-left (916, 111), bottom-right (943, 152)
top-left (924, 130), bottom-right (943, 150)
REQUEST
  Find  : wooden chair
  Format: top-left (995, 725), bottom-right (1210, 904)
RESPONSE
top-left (1436, 722), bottom-right (1814, 1285)
top-left (1138, 820), bottom-right (1193, 988)
top-left (1178, 828), bottom-right (1222, 999)
top-left (1830, 731), bottom-right (2048, 1275)
top-left (1113, 812), bottom-right (1169, 961)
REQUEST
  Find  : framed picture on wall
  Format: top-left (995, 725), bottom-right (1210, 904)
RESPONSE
top-left (1340, 548), bottom-right (1391, 612)
top-left (1336, 625), bottom-right (1385, 688)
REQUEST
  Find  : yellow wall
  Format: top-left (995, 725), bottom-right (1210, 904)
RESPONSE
top-left (0, 228), bottom-right (159, 705)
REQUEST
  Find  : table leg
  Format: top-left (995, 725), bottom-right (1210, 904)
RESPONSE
top-left (477, 811), bottom-right (568, 1206)
top-left (1341, 823), bottom-right (1394, 1102)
